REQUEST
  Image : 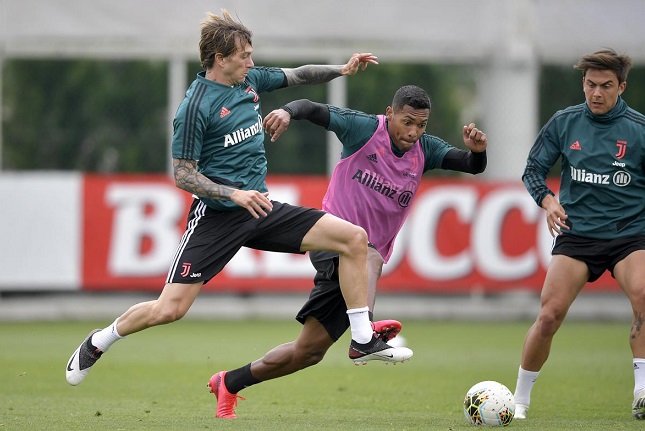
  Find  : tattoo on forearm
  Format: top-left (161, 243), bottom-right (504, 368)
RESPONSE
top-left (173, 159), bottom-right (234, 201)
top-left (285, 65), bottom-right (343, 86)
top-left (632, 311), bottom-right (644, 340)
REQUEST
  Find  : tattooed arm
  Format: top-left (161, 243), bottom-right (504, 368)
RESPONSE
top-left (173, 158), bottom-right (273, 218)
top-left (173, 158), bottom-right (233, 200)
top-left (282, 52), bottom-right (378, 86)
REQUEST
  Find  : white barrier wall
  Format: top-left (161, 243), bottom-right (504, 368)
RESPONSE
top-left (0, 172), bottom-right (82, 290)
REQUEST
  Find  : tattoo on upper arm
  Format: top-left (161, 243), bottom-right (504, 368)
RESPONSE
top-left (284, 65), bottom-right (343, 86)
top-left (173, 158), bottom-right (234, 201)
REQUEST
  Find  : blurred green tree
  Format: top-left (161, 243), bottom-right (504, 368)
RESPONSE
top-left (3, 59), bottom-right (644, 175)
top-left (3, 59), bottom-right (471, 175)
top-left (2, 59), bottom-right (167, 172)
top-left (248, 61), bottom-right (474, 176)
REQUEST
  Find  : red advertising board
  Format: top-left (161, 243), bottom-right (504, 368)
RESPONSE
top-left (82, 175), bottom-right (619, 293)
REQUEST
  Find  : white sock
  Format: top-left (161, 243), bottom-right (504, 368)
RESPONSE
top-left (514, 365), bottom-right (540, 406)
top-left (633, 358), bottom-right (645, 397)
top-left (90, 319), bottom-right (124, 352)
top-left (347, 306), bottom-right (372, 344)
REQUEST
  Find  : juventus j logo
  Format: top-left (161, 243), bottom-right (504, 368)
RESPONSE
top-left (245, 86), bottom-right (259, 102)
top-left (181, 263), bottom-right (191, 277)
top-left (615, 140), bottom-right (627, 159)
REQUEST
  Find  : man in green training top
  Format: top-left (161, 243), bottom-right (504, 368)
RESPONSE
top-left (513, 48), bottom-right (645, 420)
top-left (65, 8), bottom-right (412, 409)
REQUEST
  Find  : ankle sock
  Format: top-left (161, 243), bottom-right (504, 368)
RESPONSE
top-left (634, 358), bottom-right (645, 397)
top-left (225, 363), bottom-right (261, 394)
top-left (91, 319), bottom-right (124, 352)
top-left (347, 306), bottom-right (372, 343)
top-left (514, 365), bottom-right (540, 406)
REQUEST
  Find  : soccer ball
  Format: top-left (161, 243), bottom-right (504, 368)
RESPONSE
top-left (463, 380), bottom-right (515, 427)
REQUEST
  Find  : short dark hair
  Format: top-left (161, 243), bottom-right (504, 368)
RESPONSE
top-left (392, 85), bottom-right (431, 112)
top-left (573, 48), bottom-right (633, 84)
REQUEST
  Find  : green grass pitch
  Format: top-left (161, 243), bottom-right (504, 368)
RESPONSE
top-left (0, 318), bottom-right (641, 430)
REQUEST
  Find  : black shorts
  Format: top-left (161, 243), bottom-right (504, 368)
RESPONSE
top-left (295, 243), bottom-right (376, 341)
top-left (296, 250), bottom-right (347, 341)
top-left (166, 199), bottom-right (325, 284)
top-left (552, 234), bottom-right (645, 282)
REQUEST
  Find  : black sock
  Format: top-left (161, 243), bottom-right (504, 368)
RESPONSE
top-left (225, 363), bottom-right (261, 394)
top-left (354, 337), bottom-right (379, 348)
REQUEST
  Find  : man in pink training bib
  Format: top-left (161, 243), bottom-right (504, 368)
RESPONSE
top-left (209, 84), bottom-right (488, 418)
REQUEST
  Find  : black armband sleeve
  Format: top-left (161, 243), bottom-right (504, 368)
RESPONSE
top-left (281, 99), bottom-right (330, 128)
top-left (440, 149), bottom-right (487, 174)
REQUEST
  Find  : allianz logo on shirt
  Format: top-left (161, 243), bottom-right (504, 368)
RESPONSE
top-left (224, 115), bottom-right (263, 148)
top-left (569, 165), bottom-right (631, 187)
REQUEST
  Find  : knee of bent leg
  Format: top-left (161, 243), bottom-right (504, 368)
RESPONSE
top-left (346, 225), bottom-right (368, 254)
top-left (153, 302), bottom-right (188, 325)
top-left (537, 309), bottom-right (566, 337)
top-left (629, 287), bottom-right (645, 310)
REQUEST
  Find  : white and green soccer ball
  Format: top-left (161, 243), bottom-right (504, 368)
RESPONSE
top-left (463, 380), bottom-right (515, 427)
